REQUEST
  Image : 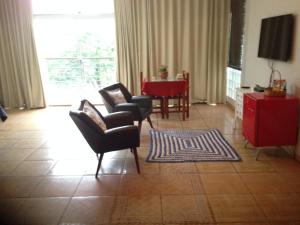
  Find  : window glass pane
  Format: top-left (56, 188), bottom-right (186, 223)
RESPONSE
top-left (32, 0), bottom-right (116, 105)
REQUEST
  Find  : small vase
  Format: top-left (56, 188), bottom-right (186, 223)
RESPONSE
top-left (160, 71), bottom-right (168, 79)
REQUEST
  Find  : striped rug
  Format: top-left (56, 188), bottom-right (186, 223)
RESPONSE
top-left (146, 129), bottom-right (241, 162)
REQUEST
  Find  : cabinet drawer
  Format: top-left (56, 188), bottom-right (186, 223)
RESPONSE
top-left (243, 94), bottom-right (256, 111)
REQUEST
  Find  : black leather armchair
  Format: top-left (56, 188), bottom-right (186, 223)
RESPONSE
top-left (99, 83), bottom-right (153, 131)
top-left (69, 100), bottom-right (140, 177)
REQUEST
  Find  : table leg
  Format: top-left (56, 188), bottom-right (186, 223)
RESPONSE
top-left (160, 98), bottom-right (164, 119)
top-left (182, 94), bottom-right (185, 121)
top-left (165, 97), bottom-right (169, 119)
top-left (186, 91), bottom-right (189, 118)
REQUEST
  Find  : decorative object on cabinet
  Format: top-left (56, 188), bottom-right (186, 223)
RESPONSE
top-left (264, 61), bottom-right (286, 96)
top-left (242, 93), bottom-right (299, 160)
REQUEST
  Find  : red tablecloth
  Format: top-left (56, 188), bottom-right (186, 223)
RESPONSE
top-left (141, 80), bottom-right (189, 120)
top-left (142, 80), bottom-right (187, 96)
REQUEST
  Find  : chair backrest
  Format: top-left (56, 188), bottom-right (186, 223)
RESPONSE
top-left (182, 71), bottom-right (189, 82)
top-left (182, 70), bottom-right (190, 100)
top-left (69, 101), bottom-right (106, 153)
top-left (99, 83), bottom-right (132, 112)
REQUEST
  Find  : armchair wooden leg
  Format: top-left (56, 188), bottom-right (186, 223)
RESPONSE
top-left (95, 153), bottom-right (104, 177)
top-left (138, 121), bottom-right (142, 133)
top-left (147, 116), bottom-right (153, 128)
top-left (133, 147), bottom-right (140, 174)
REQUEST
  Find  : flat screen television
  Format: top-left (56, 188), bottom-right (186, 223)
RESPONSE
top-left (258, 14), bottom-right (294, 61)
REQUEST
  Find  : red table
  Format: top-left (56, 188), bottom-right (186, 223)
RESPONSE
top-left (141, 79), bottom-right (189, 120)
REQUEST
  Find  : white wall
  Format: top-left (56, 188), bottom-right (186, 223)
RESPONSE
top-left (243, 0), bottom-right (300, 91)
top-left (242, 0), bottom-right (300, 159)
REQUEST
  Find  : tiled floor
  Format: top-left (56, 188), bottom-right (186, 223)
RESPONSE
top-left (1, 104), bottom-right (300, 225)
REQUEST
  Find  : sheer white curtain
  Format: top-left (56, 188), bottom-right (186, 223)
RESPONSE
top-left (0, 0), bottom-right (45, 108)
top-left (114, 0), bottom-right (230, 104)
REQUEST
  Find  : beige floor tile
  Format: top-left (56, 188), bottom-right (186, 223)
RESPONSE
top-left (14, 197), bottom-right (69, 225)
top-left (181, 119), bottom-right (207, 129)
top-left (118, 174), bottom-right (160, 195)
top-left (11, 138), bottom-right (46, 149)
top-left (223, 134), bottom-right (245, 144)
top-left (134, 147), bottom-right (151, 160)
top-left (75, 175), bottom-right (120, 196)
top-left (0, 161), bottom-right (21, 175)
top-left (196, 162), bottom-right (236, 173)
top-left (31, 176), bottom-right (82, 197)
top-left (160, 162), bottom-right (198, 174)
top-left (0, 148), bottom-right (36, 161)
top-left (241, 173), bottom-right (294, 194)
top-left (217, 223), bottom-right (269, 225)
top-left (99, 158), bottom-right (126, 174)
top-left (61, 196), bottom-right (114, 224)
top-left (104, 149), bottom-right (129, 159)
top-left (279, 172), bottom-right (300, 193)
top-left (0, 198), bottom-right (25, 225)
top-left (233, 157), bottom-right (275, 173)
top-left (49, 159), bottom-right (99, 176)
top-left (140, 134), bottom-right (150, 147)
top-left (162, 194), bottom-right (213, 223)
top-left (269, 159), bottom-right (300, 173)
top-left (25, 148), bottom-right (72, 160)
top-left (233, 143), bottom-right (257, 156)
top-left (157, 120), bottom-right (183, 129)
top-left (208, 194), bottom-right (266, 223)
top-left (200, 173), bottom-right (249, 194)
top-left (0, 131), bottom-right (13, 139)
top-left (11, 160), bottom-right (55, 176)
top-left (123, 158), bottom-right (160, 174)
top-left (111, 195), bottom-right (162, 224)
top-left (2, 105), bottom-right (300, 225)
top-left (9, 130), bottom-right (47, 139)
top-left (0, 138), bottom-right (15, 149)
top-left (254, 194), bottom-right (300, 221)
top-left (0, 176), bottom-right (42, 198)
top-left (269, 222), bottom-right (300, 225)
top-left (160, 174), bottom-right (204, 194)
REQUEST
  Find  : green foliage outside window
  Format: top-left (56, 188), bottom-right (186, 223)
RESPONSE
top-left (47, 32), bottom-right (116, 88)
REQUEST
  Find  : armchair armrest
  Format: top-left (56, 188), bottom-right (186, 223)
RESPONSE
top-left (103, 111), bottom-right (134, 129)
top-left (103, 125), bottom-right (140, 151)
top-left (113, 103), bottom-right (142, 120)
top-left (131, 95), bottom-right (152, 108)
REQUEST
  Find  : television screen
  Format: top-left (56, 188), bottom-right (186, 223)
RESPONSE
top-left (258, 14), bottom-right (294, 61)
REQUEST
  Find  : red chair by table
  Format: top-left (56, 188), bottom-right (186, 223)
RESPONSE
top-left (165, 71), bottom-right (190, 119)
top-left (140, 72), bottom-right (165, 118)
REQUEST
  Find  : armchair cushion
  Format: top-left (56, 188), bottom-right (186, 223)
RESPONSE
top-left (103, 111), bottom-right (134, 129)
top-left (113, 103), bottom-right (142, 121)
top-left (103, 125), bottom-right (140, 151)
top-left (106, 88), bottom-right (127, 105)
top-left (131, 95), bottom-right (152, 108)
top-left (82, 101), bottom-right (107, 130)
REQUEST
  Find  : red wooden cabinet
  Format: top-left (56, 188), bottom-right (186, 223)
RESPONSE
top-left (243, 93), bottom-right (299, 147)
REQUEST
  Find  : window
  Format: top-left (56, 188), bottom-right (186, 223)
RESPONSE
top-left (32, 0), bottom-right (116, 105)
top-left (226, 0), bottom-right (245, 101)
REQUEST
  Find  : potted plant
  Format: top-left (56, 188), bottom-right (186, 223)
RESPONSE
top-left (159, 65), bottom-right (168, 79)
